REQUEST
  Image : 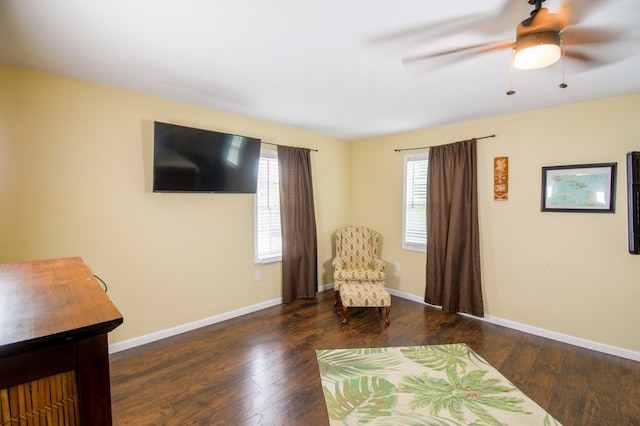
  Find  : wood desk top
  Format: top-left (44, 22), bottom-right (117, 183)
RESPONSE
top-left (0, 257), bottom-right (123, 357)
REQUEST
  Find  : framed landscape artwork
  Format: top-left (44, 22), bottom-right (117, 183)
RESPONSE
top-left (541, 163), bottom-right (616, 213)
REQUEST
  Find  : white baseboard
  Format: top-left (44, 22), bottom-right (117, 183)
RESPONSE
top-left (320, 283), bottom-right (334, 292)
top-left (109, 297), bottom-right (283, 354)
top-left (109, 284), bottom-right (639, 362)
top-left (385, 287), bottom-right (640, 363)
top-left (109, 283), bottom-right (336, 354)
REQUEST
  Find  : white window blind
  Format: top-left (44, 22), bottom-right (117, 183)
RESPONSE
top-left (255, 150), bottom-right (282, 263)
top-left (403, 153), bottom-right (428, 252)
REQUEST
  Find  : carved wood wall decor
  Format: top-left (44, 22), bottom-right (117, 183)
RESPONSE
top-left (494, 156), bottom-right (508, 200)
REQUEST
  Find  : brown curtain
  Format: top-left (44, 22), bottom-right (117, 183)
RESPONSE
top-left (425, 139), bottom-right (484, 316)
top-left (277, 146), bottom-right (318, 303)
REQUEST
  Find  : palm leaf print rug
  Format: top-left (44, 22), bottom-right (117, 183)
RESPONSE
top-left (316, 344), bottom-right (562, 426)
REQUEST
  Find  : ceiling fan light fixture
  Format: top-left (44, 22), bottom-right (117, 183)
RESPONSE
top-left (513, 31), bottom-right (562, 70)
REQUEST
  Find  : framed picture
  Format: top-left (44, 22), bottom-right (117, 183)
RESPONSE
top-left (541, 163), bottom-right (616, 213)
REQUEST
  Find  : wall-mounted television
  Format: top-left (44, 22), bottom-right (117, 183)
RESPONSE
top-left (153, 121), bottom-right (262, 193)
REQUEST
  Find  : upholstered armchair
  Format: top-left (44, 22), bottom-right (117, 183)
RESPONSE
top-left (332, 226), bottom-right (386, 306)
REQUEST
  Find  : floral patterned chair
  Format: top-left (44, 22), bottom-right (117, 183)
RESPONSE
top-left (332, 226), bottom-right (390, 324)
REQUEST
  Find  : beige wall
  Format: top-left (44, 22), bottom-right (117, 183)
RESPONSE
top-left (2, 64), bottom-right (639, 355)
top-left (0, 65), bottom-right (349, 343)
top-left (351, 94), bottom-right (640, 353)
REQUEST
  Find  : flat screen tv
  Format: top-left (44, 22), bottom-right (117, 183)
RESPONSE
top-left (153, 121), bottom-right (261, 193)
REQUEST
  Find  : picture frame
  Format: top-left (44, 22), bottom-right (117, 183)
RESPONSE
top-left (541, 163), bottom-right (617, 213)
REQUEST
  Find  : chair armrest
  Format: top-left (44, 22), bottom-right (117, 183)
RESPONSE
top-left (371, 258), bottom-right (385, 271)
top-left (332, 257), bottom-right (344, 270)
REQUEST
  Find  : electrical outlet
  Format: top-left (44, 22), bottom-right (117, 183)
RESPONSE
top-left (394, 262), bottom-right (400, 272)
top-left (255, 271), bottom-right (261, 281)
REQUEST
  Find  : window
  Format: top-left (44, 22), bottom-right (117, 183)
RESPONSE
top-left (255, 149), bottom-right (282, 263)
top-left (403, 153), bottom-right (428, 252)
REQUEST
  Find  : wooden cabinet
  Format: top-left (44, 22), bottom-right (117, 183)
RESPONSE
top-left (0, 257), bottom-right (123, 425)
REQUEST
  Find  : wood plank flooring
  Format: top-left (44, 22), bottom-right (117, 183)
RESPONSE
top-left (109, 290), bottom-right (640, 425)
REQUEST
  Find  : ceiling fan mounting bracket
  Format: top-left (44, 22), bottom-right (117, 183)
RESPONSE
top-left (522, 0), bottom-right (550, 27)
top-left (527, 0), bottom-right (546, 10)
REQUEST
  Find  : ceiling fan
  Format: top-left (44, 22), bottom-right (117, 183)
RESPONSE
top-left (400, 0), bottom-right (629, 75)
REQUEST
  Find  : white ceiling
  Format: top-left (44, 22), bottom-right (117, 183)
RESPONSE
top-left (1, 0), bottom-right (639, 140)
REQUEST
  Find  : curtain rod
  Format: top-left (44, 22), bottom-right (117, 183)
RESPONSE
top-left (394, 134), bottom-right (496, 152)
top-left (262, 141), bottom-right (318, 152)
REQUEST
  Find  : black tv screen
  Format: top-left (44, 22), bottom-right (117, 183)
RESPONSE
top-left (153, 122), bottom-right (261, 193)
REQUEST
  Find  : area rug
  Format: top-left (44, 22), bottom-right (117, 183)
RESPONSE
top-left (316, 344), bottom-right (562, 425)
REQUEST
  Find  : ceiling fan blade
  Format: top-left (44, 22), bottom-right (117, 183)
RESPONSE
top-left (563, 49), bottom-right (601, 64)
top-left (487, 0), bottom-right (528, 34)
top-left (560, 48), bottom-right (630, 74)
top-left (370, 14), bottom-right (492, 48)
top-left (402, 40), bottom-right (512, 64)
top-left (402, 40), bottom-right (514, 73)
top-left (559, 0), bottom-right (617, 27)
top-left (370, 0), bottom-right (523, 49)
top-left (563, 36), bottom-right (640, 72)
top-left (562, 27), bottom-right (631, 46)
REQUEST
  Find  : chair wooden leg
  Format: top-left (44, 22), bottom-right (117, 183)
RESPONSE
top-left (334, 290), bottom-right (340, 306)
top-left (341, 306), bottom-right (348, 324)
top-left (384, 306), bottom-right (391, 325)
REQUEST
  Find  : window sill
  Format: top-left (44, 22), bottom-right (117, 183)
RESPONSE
top-left (402, 243), bottom-right (426, 253)
top-left (256, 256), bottom-right (282, 265)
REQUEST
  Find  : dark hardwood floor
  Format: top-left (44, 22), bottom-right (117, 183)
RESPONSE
top-left (109, 290), bottom-right (640, 425)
